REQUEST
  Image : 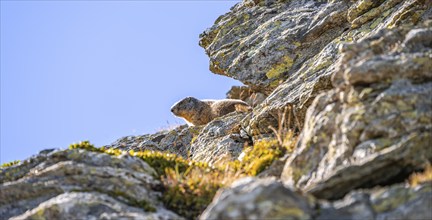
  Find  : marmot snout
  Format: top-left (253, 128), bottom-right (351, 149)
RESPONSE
top-left (171, 97), bottom-right (251, 126)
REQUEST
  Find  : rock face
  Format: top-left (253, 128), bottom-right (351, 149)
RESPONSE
top-left (0, 149), bottom-right (181, 220)
top-left (190, 112), bottom-right (251, 164)
top-left (201, 0), bottom-right (431, 137)
top-left (202, 177), bottom-right (432, 220)
top-left (226, 85), bottom-right (267, 107)
top-left (108, 125), bottom-right (202, 158)
top-left (2, 0), bottom-right (431, 219)
top-left (281, 23), bottom-right (432, 200)
top-left (200, 177), bottom-right (314, 220)
top-left (199, 0), bottom-right (349, 94)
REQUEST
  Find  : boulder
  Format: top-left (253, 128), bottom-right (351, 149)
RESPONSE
top-left (281, 23), bottom-right (432, 200)
top-left (200, 177), bottom-right (314, 220)
top-left (0, 149), bottom-right (181, 219)
top-left (226, 85), bottom-right (267, 107)
top-left (199, 0), bottom-right (350, 94)
top-left (10, 192), bottom-right (178, 220)
top-left (201, 177), bottom-right (432, 220)
top-left (318, 182), bottom-right (432, 220)
top-left (201, 0), bottom-right (430, 137)
top-left (108, 125), bottom-right (202, 158)
top-left (190, 112), bottom-right (251, 164)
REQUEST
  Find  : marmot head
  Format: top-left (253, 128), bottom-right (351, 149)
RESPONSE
top-left (171, 97), bottom-right (202, 118)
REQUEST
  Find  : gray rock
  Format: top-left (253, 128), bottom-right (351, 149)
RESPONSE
top-left (0, 149), bottom-right (182, 219)
top-left (190, 112), bottom-right (251, 164)
top-left (281, 24), bottom-right (432, 200)
top-left (317, 182), bottom-right (432, 220)
top-left (201, 0), bottom-right (430, 138)
top-left (201, 177), bottom-right (432, 220)
top-left (10, 192), bottom-right (179, 220)
top-left (200, 177), bottom-right (315, 220)
top-left (226, 85), bottom-right (267, 107)
top-left (200, 0), bottom-right (350, 94)
top-left (108, 125), bottom-right (202, 158)
top-left (372, 183), bottom-right (432, 220)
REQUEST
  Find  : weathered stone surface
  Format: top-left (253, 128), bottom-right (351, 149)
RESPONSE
top-left (190, 112), bottom-right (251, 164)
top-left (0, 149), bottom-right (181, 219)
top-left (200, 0), bottom-right (349, 94)
top-left (318, 182), bottom-right (432, 220)
top-left (201, 177), bottom-right (432, 220)
top-left (282, 23), bottom-right (432, 200)
top-left (10, 192), bottom-right (177, 220)
top-left (200, 177), bottom-right (315, 220)
top-left (226, 85), bottom-right (267, 107)
top-left (371, 183), bottom-right (432, 220)
top-left (3, 1), bottom-right (431, 219)
top-left (201, 0), bottom-right (430, 137)
top-left (108, 125), bottom-right (202, 158)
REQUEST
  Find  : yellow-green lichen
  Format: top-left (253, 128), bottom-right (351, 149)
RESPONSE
top-left (347, 0), bottom-right (380, 22)
top-left (312, 58), bottom-right (333, 73)
top-left (413, 55), bottom-right (432, 71)
top-left (387, 0), bottom-right (425, 28)
top-left (266, 55), bottom-right (294, 79)
top-left (351, 0), bottom-right (401, 29)
top-left (372, 188), bottom-right (419, 213)
top-left (293, 41), bottom-right (302, 47)
top-left (190, 136), bottom-right (198, 145)
top-left (359, 88), bottom-right (374, 99)
top-left (271, 206), bottom-right (309, 219)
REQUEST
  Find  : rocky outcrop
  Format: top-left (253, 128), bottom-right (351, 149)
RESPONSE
top-left (226, 85), bottom-right (267, 107)
top-left (108, 125), bottom-right (202, 158)
top-left (201, 0), bottom-right (431, 137)
top-left (282, 23), bottom-right (432, 200)
top-left (190, 112), bottom-right (251, 164)
top-left (202, 177), bottom-right (432, 220)
top-left (199, 0), bottom-right (349, 94)
top-left (200, 177), bottom-right (314, 220)
top-left (0, 149), bottom-right (181, 219)
top-left (2, 0), bottom-right (431, 219)
top-left (200, 0), bottom-right (350, 136)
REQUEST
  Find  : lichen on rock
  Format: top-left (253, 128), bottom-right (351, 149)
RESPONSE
top-left (107, 124), bottom-right (200, 158)
top-left (282, 22), bottom-right (432, 200)
top-left (2, 0), bottom-right (432, 219)
top-left (0, 143), bottom-right (182, 219)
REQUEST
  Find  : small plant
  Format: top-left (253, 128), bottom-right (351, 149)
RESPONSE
top-left (268, 105), bottom-right (298, 149)
top-left (241, 139), bottom-right (281, 176)
top-left (239, 135), bottom-right (295, 176)
top-left (409, 164), bottom-right (432, 186)
top-left (161, 166), bottom-right (227, 219)
top-left (1, 160), bottom-right (20, 168)
top-left (130, 150), bottom-right (193, 176)
top-left (69, 140), bottom-right (101, 152)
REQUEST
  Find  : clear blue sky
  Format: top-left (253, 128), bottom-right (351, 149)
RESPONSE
top-left (1, 1), bottom-right (242, 163)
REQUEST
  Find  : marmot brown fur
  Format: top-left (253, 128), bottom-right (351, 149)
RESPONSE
top-left (171, 97), bottom-right (251, 126)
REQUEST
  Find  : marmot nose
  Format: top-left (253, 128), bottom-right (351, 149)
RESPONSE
top-left (170, 108), bottom-right (174, 113)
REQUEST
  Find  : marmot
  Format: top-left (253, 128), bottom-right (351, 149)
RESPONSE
top-left (171, 97), bottom-right (251, 126)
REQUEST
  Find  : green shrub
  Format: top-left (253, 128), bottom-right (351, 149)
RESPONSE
top-left (1, 160), bottom-right (20, 168)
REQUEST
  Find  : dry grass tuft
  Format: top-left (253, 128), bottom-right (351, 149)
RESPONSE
top-left (409, 164), bottom-right (432, 186)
